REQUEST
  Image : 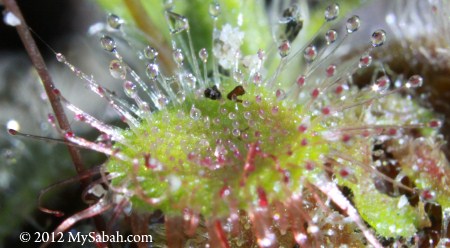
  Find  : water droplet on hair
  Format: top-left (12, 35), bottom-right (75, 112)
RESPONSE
top-left (209, 2), bottom-right (221, 19)
top-left (190, 106), bottom-right (201, 120)
top-left (326, 64), bottom-right (336, 77)
top-left (6, 119), bottom-right (20, 131)
top-left (123, 80), bottom-right (137, 98)
top-left (346, 15), bottom-right (360, 33)
top-left (278, 40), bottom-right (291, 57)
top-left (371, 29), bottom-right (386, 47)
top-left (372, 75), bottom-right (390, 93)
top-left (304, 45), bottom-right (317, 62)
top-left (100, 35), bottom-right (116, 52)
top-left (406, 75), bottom-right (423, 88)
top-left (146, 63), bottom-right (159, 80)
top-left (167, 11), bottom-right (189, 34)
top-left (232, 129), bottom-right (241, 137)
top-left (3, 11), bottom-right (21, 26)
top-left (144, 46), bottom-right (158, 60)
top-left (107, 13), bottom-right (122, 29)
top-left (324, 3), bottom-right (340, 21)
top-left (163, 0), bottom-right (174, 10)
top-left (109, 60), bottom-right (126, 79)
top-left (297, 75), bottom-right (306, 87)
top-left (55, 53), bottom-right (66, 63)
top-left (359, 54), bottom-right (372, 68)
top-left (325, 29), bottom-right (338, 44)
top-left (173, 49), bottom-right (184, 65)
top-left (199, 48), bottom-right (208, 63)
top-left (276, 89), bottom-right (286, 101)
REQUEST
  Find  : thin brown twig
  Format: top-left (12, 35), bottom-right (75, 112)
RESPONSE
top-left (3, 0), bottom-right (109, 242)
top-left (3, 0), bottom-right (87, 177)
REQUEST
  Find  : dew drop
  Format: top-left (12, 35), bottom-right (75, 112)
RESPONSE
top-left (244, 112), bottom-right (252, 120)
top-left (372, 75), bottom-right (391, 93)
top-left (253, 73), bottom-right (262, 85)
top-left (173, 49), bottom-right (184, 66)
top-left (325, 29), bottom-right (338, 44)
top-left (326, 64), bottom-right (336, 77)
top-left (167, 11), bottom-right (189, 34)
top-left (158, 96), bottom-right (169, 107)
top-left (304, 45), bottom-right (317, 62)
top-left (199, 48), bottom-right (208, 63)
top-left (324, 3), bottom-right (340, 21)
top-left (371, 29), bottom-right (386, 47)
top-left (232, 129), bottom-right (241, 137)
top-left (177, 91), bottom-right (186, 103)
top-left (346, 15), bottom-right (360, 33)
top-left (276, 89), bottom-right (286, 101)
top-left (3, 12), bottom-right (21, 26)
top-left (209, 2), bottom-right (221, 19)
top-left (278, 40), bottom-right (291, 57)
top-left (107, 13), bottom-right (122, 29)
top-left (100, 35), bottom-right (116, 52)
top-left (146, 63), bottom-right (159, 80)
top-left (144, 46), bottom-right (158, 60)
top-left (428, 119), bottom-right (442, 128)
top-left (6, 119), bottom-right (20, 132)
top-left (359, 54), bottom-right (372, 68)
top-left (190, 106), bottom-right (201, 120)
top-left (109, 60), bottom-right (126, 79)
top-left (405, 75), bottom-right (423, 88)
top-left (228, 112), bottom-right (236, 120)
top-left (297, 75), bottom-right (306, 87)
top-left (55, 53), bottom-right (66, 63)
top-left (123, 80), bottom-right (137, 98)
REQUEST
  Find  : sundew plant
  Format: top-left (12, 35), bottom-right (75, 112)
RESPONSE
top-left (3, 0), bottom-right (450, 247)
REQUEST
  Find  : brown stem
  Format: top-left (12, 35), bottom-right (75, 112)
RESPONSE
top-left (3, 0), bottom-right (108, 242)
top-left (3, 0), bottom-right (86, 177)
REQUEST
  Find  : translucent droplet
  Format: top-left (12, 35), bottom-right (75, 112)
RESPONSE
top-left (297, 75), bottom-right (306, 86)
top-left (326, 64), bottom-right (336, 77)
top-left (107, 13), bottom-right (122, 29)
top-left (253, 73), bottom-right (262, 85)
top-left (359, 54), bottom-right (372, 68)
top-left (167, 11), bottom-right (189, 34)
top-left (123, 80), bottom-right (137, 98)
top-left (276, 89), bottom-right (286, 101)
top-left (163, 0), bottom-right (174, 10)
top-left (406, 75), bottom-right (423, 88)
top-left (304, 45), bottom-right (317, 62)
top-left (146, 63), bottom-right (159, 80)
top-left (109, 60), bottom-right (126, 79)
top-left (371, 29), bottom-right (386, 47)
top-left (177, 91), bottom-right (186, 103)
top-left (6, 119), bottom-right (20, 131)
top-left (100, 35), bottom-right (116, 52)
top-left (173, 49), bottom-right (184, 66)
top-left (372, 75), bottom-right (390, 93)
top-left (232, 129), bottom-right (241, 137)
top-left (228, 112), bottom-right (236, 120)
top-left (278, 40), bottom-right (291, 57)
top-left (209, 2), bottom-right (221, 19)
top-left (325, 29), bottom-right (338, 44)
top-left (233, 70), bottom-right (244, 83)
top-left (55, 53), bottom-right (66, 63)
top-left (346, 15), bottom-right (360, 33)
top-left (144, 46), bottom-right (158, 60)
top-left (184, 73), bottom-right (197, 88)
top-left (324, 3), bottom-right (340, 21)
top-left (199, 48), bottom-right (208, 63)
top-left (190, 106), bottom-right (201, 120)
top-left (3, 12), bottom-right (21, 27)
top-left (158, 96), bottom-right (169, 107)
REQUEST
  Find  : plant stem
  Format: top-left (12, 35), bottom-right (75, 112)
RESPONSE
top-left (3, 0), bottom-right (108, 241)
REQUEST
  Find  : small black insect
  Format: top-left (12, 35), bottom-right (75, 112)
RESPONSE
top-left (281, 5), bottom-right (303, 42)
top-left (204, 85), bottom-right (222, 100)
top-left (227, 85), bottom-right (245, 103)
